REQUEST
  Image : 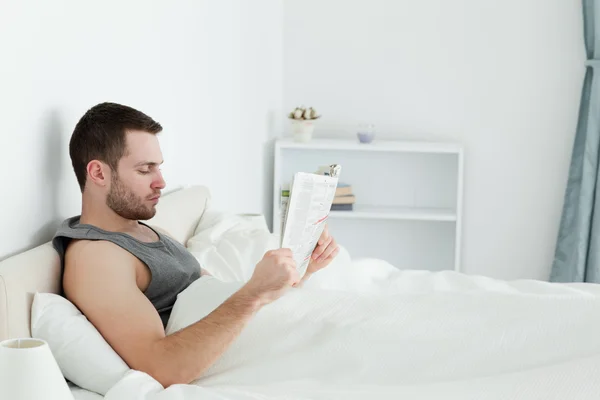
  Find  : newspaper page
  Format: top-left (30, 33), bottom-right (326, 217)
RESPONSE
top-left (280, 165), bottom-right (341, 277)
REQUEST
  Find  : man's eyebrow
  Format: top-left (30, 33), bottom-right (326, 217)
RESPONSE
top-left (134, 160), bottom-right (164, 167)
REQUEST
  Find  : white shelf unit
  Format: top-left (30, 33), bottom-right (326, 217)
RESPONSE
top-left (273, 138), bottom-right (464, 272)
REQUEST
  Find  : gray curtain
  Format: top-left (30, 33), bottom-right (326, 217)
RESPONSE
top-left (551, 0), bottom-right (600, 282)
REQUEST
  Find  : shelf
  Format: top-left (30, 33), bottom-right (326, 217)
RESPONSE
top-left (276, 138), bottom-right (462, 154)
top-left (327, 205), bottom-right (457, 222)
top-left (272, 135), bottom-right (463, 272)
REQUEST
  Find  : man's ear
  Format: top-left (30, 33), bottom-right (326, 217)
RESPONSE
top-left (86, 160), bottom-right (110, 187)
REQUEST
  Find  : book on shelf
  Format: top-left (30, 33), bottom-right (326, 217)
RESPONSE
top-left (331, 203), bottom-right (353, 211)
top-left (335, 183), bottom-right (353, 197)
top-left (332, 194), bottom-right (355, 205)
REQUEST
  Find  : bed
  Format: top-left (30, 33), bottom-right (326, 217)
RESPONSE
top-left (3, 185), bottom-right (600, 399)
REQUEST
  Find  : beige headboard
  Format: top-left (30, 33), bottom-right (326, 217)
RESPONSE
top-left (0, 185), bottom-right (211, 342)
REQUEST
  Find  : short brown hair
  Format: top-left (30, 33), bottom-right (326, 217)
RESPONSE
top-left (69, 102), bottom-right (162, 191)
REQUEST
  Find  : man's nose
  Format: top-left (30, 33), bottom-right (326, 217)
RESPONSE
top-left (153, 170), bottom-right (166, 190)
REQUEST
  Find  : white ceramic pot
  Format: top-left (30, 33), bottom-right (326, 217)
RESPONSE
top-left (290, 119), bottom-right (316, 142)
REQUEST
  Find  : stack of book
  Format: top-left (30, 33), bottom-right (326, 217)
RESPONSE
top-left (331, 183), bottom-right (355, 211)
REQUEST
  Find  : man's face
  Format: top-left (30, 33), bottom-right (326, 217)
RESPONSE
top-left (106, 131), bottom-right (166, 221)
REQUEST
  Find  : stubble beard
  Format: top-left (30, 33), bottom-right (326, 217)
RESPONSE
top-left (106, 174), bottom-right (156, 221)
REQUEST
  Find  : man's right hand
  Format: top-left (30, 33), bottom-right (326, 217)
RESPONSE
top-left (243, 249), bottom-right (299, 306)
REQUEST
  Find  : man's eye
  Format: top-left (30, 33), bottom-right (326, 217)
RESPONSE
top-left (138, 170), bottom-right (150, 175)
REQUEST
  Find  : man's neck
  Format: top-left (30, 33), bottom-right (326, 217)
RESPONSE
top-left (80, 196), bottom-right (139, 234)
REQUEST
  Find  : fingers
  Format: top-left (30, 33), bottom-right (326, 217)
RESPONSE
top-left (314, 224), bottom-right (332, 259)
top-left (318, 224), bottom-right (330, 246)
top-left (273, 253), bottom-right (296, 269)
top-left (266, 248), bottom-right (293, 258)
top-left (265, 249), bottom-right (297, 272)
top-left (329, 246), bottom-right (340, 260)
top-left (278, 258), bottom-right (299, 286)
top-left (316, 239), bottom-right (338, 262)
top-left (278, 248), bottom-right (293, 258)
top-left (312, 236), bottom-right (333, 260)
top-left (289, 266), bottom-right (300, 285)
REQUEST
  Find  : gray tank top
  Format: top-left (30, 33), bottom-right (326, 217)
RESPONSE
top-left (52, 216), bottom-right (202, 328)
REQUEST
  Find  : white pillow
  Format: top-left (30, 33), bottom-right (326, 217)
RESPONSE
top-left (187, 211), bottom-right (278, 282)
top-left (166, 276), bottom-right (244, 335)
top-left (146, 185), bottom-right (211, 245)
top-left (31, 292), bottom-right (130, 396)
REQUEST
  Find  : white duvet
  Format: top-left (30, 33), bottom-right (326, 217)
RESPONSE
top-left (105, 212), bottom-right (600, 399)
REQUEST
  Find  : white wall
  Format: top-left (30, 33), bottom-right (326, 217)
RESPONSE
top-left (0, 0), bottom-right (586, 281)
top-left (0, 0), bottom-right (283, 260)
top-left (283, 0), bottom-right (585, 280)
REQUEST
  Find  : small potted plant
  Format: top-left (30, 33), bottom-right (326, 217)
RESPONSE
top-left (288, 106), bottom-right (320, 142)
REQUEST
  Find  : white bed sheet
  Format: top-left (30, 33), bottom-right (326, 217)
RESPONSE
top-left (103, 267), bottom-right (600, 400)
top-left (70, 384), bottom-right (104, 400)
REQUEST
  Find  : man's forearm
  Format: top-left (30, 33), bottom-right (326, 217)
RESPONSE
top-left (150, 285), bottom-right (262, 387)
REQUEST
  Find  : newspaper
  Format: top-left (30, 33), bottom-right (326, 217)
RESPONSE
top-left (280, 164), bottom-right (341, 277)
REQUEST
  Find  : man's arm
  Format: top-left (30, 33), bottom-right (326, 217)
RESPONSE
top-left (64, 241), bottom-right (297, 388)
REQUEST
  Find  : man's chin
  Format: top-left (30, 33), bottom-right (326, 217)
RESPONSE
top-left (113, 208), bottom-right (156, 221)
top-left (137, 209), bottom-right (157, 221)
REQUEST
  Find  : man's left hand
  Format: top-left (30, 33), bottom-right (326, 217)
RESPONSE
top-left (306, 224), bottom-right (339, 275)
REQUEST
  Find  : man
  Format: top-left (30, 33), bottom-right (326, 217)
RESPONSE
top-left (52, 102), bottom-right (339, 388)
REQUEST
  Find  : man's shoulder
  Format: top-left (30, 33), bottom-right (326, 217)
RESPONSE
top-left (64, 239), bottom-right (135, 271)
top-left (53, 215), bottom-right (81, 236)
top-left (66, 238), bottom-right (117, 253)
top-left (63, 239), bottom-right (139, 296)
